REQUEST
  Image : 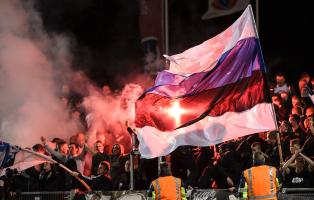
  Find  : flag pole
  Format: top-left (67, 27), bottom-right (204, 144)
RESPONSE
top-left (157, 0), bottom-right (170, 176)
top-left (255, 0), bottom-right (260, 33)
top-left (249, 4), bottom-right (284, 166)
top-left (164, 0), bottom-right (169, 56)
top-left (20, 148), bottom-right (92, 191)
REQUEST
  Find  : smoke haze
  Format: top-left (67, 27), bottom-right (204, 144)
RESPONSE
top-left (0, 0), bottom-right (151, 152)
top-left (0, 0), bottom-right (82, 147)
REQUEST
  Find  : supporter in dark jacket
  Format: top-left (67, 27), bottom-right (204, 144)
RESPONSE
top-left (71, 161), bottom-right (112, 191)
top-left (109, 144), bottom-right (128, 189)
top-left (282, 149), bottom-right (314, 188)
top-left (91, 141), bottom-right (110, 176)
top-left (170, 146), bottom-right (199, 187)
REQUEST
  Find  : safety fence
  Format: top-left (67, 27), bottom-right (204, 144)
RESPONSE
top-left (3, 188), bottom-right (314, 200)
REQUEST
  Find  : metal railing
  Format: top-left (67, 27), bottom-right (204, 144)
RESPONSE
top-left (3, 188), bottom-right (314, 200)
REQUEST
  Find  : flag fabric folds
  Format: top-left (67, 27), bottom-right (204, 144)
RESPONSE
top-left (0, 141), bottom-right (19, 168)
top-left (0, 141), bottom-right (49, 175)
top-left (202, 0), bottom-right (250, 20)
top-left (134, 5), bottom-right (276, 158)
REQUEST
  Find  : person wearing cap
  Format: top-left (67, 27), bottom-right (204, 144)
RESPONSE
top-left (147, 162), bottom-right (187, 200)
top-left (238, 151), bottom-right (281, 200)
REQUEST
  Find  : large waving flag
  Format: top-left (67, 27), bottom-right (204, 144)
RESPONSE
top-left (135, 5), bottom-right (276, 158)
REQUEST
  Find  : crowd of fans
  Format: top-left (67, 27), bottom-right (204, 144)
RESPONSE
top-left (0, 71), bottom-right (314, 194)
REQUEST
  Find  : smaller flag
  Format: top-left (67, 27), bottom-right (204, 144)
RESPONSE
top-left (0, 141), bottom-right (19, 168)
top-left (202, 0), bottom-right (249, 20)
top-left (0, 141), bottom-right (50, 175)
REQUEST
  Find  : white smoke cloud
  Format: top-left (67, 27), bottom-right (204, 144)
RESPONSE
top-left (0, 0), bottom-right (154, 153)
top-left (0, 0), bottom-right (80, 147)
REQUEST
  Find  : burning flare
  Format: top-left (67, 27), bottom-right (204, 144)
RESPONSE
top-left (167, 101), bottom-right (188, 127)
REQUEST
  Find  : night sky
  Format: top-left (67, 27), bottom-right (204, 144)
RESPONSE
top-left (35, 0), bottom-right (313, 89)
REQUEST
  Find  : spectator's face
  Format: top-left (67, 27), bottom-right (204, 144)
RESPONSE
top-left (251, 146), bottom-right (260, 154)
top-left (69, 144), bottom-right (78, 156)
top-left (71, 111), bottom-right (80, 120)
top-left (279, 122), bottom-right (290, 133)
top-left (305, 107), bottom-right (314, 118)
top-left (272, 96), bottom-right (281, 107)
top-left (291, 97), bottom-right (301, 108)
top-left (43, 162), bottom-right (52, 172)
top-left (77, 133), bottom-right (85, 147)
top-left (102, 85), bottom-right (111, 96)
top-left (299, 80), bottom-right (307, 90)
top-left (96, 134), bottom-right (106, 144)
top-left (276, 76), bottom-right (285, 86)
top-left (36, 148), bottom-right (46, 154)
top-left (124, 160), bottom-right (130, 172)
top-left (280, 92), bottom-right (289, 102)
top-left (97, 163), bottom-right (109, 175)
top-left (289, 117), bottom-right (297, 127)
top-left (304, 118), bottom-right (310, 131)
top-left (267, 135), bottom-right (276, 145)
top-left (309, 118), bottom-right (314, 134)
top-left (95, 142), bottom-right (104, 153)
top-left (60, 143), bottom-right (69, 155)
top-left (112, 144), bottom-right (121, 156)
top-left (302, 76), bottom-right (310, 83)
top-left (291, 107), bottom-right (301, 115)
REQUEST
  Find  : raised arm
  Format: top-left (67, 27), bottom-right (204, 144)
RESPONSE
top-left (299, 152), bottom-right (314, 172)
top-left (41, 136), bottom-right (67, 163)
top-left (282, 150), bottom-right (300, 174)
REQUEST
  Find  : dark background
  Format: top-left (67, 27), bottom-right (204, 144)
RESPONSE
top-left (35, 0), bottom-right (313, 89)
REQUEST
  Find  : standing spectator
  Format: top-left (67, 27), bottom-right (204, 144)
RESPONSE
top-left (65, 142), bottom-right (85, 190)
top-left (305, 106), bottom-right (314, 118)
top-left (75, 132), bottom-right (94, 176)
top-left (41, 136), bottom-right (70, 164)
top-left (291, 95), bottom-right (306, 115)
top-left (265, 131), bottom-right (282, 168)
top-left (251, 142), bottom-right (269, 165)
top-left (289, 114), bottom-right (307, 144)
top-left (299, 79), bottom-right (313, 107)
top-left (300, 72), bottom-right (312, 90)
top-left (170, 146), bottom-right (199, 187)
top-left (273, 73), bottom-right (293, 95)
top-left (302, 117), bottom-right (314, 157)
top-left (198, 143), bottom-right (237, 190)
top-left (91, 141), bottom-right (110, 175)
top-left (282, 149), bottom-right (314, 188)
top-left (284, 138), bottom-right (301, 162)
top-left (278, 121), bottom-right (293, 156)
top-left (272, 94), bottom-right (289, 121)
top-left (109, 144), bottom-right (128, 189)
top-left (71, 161), bottom-right (112, 191)
top-left (96, 131), bottom-right (110, 154)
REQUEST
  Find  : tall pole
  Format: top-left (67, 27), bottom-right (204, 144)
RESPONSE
top-left (129, 153), bottom-right (134, 190)
top-left (251, 2), bottom-right (284, 166)
top-left (164, 0), bottom-right (169, 55)
top-left (158, 0), bottom-right (169, 176)
top-left (127, 126), bottom-right (137, 190)
top-left (255, 0), bottom-right (260, 33)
